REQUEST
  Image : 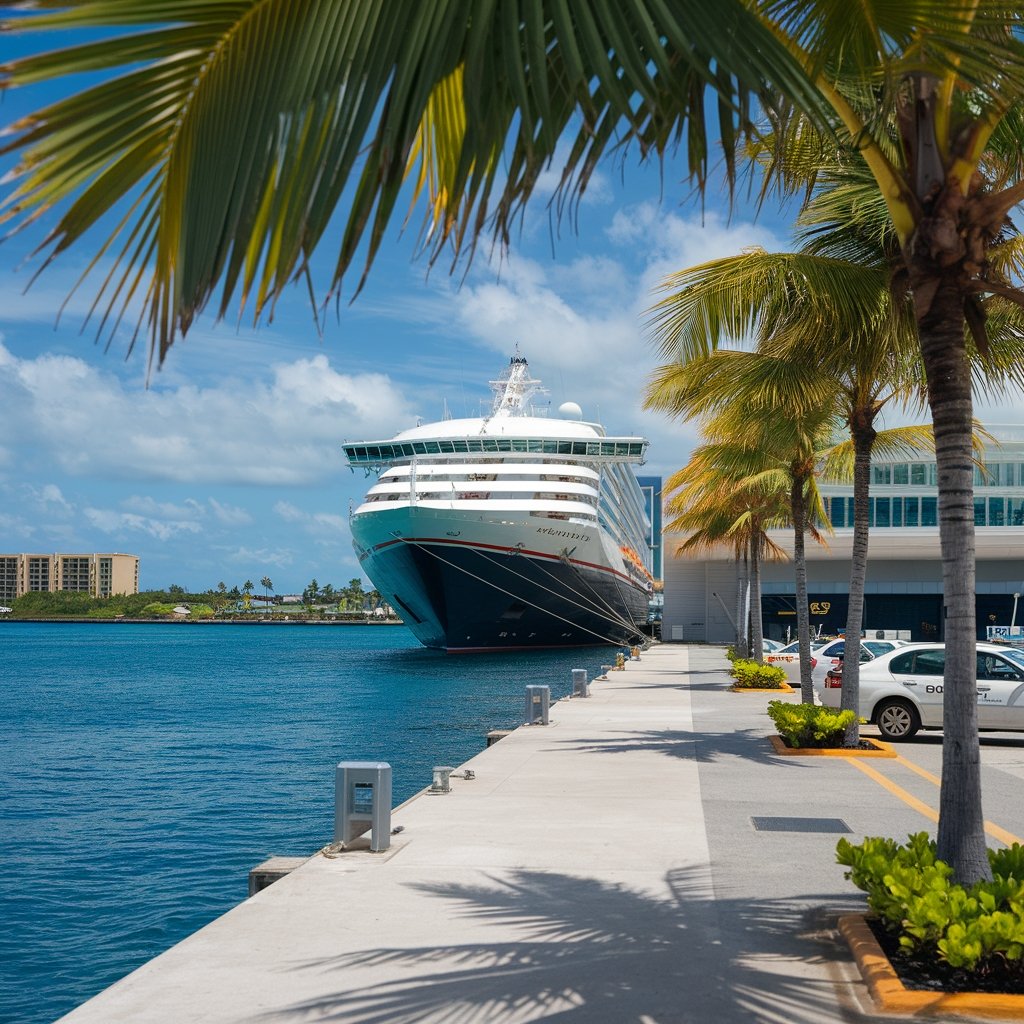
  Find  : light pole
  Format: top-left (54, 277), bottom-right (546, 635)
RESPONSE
top-left (1013, 592), bottom-right (1021, 631)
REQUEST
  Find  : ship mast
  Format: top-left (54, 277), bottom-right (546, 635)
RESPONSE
top-left (489, 353), bottom-right (547, 418)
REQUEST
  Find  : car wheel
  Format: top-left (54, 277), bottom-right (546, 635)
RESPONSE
top-left (874, 698), bottom-right (920, 741)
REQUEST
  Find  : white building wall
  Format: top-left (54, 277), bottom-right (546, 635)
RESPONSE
top-left (662, 558), bottom-right (708, 642)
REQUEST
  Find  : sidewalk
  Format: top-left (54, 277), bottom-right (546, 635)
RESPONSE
top-left (56, 644), bottom-right (997, 1023)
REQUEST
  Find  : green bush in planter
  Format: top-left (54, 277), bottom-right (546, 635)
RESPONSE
top-left (837, 832), bottom-right (1024, 973)
top-left (730, 659), bottom-right (787, 688)
top-left (766, 700), bottom-right (855, 747)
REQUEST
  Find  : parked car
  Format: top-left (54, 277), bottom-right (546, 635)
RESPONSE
top-left (809, 637), bottom-right (908, 690)
top-left (819, 642), bottom-right (1024, 740)
top-left (765, 639), bottom-right (821, 682)
top-left (762, 638), bottom-right (784, 653)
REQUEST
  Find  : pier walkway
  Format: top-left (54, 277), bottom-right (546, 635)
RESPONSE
top-left (57, 644), bottom-right (1024, 1023)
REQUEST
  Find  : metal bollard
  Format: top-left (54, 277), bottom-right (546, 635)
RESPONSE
top-left (631, 645), bottom-right (641, 660)
top-left (571, 668), bottom-right (589, 698)
top-left (525, 684), bottom-right (550, 724)
top-left (600, 665), bottom-right (612, 679)
top-left (430, 766), bottom-right (454, 793)
top-left (335, 761), bottom-right (392, 852)
top-left (615, 652), bottom-right (625, 670)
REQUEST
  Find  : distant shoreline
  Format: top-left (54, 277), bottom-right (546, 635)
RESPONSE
top-left (0, 617), bottom-right (406, 626)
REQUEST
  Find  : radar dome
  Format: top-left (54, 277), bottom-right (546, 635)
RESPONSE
top-left (558, 401), bottom-right (583, 420)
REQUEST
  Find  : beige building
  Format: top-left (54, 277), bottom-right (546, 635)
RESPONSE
top-left (0, 553), bottom-right (139, 604)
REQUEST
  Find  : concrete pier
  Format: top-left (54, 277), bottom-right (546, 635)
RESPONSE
top-left (55, 644), bottom-right (1024, 1023)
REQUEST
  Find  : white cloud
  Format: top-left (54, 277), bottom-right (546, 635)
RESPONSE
top-left (0, 341), bottom-right (418, 486)
top-left (273, 500), bottom-right (349, 538)
top-left (209, 498), bottom-right (252, 526)
top-left (83, 507), bottom-right (204, 541)
top-left (225, 546), bottom-right (295, 570)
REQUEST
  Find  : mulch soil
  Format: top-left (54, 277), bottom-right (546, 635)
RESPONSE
top-left (867, 918), bottom-right (1024, 994)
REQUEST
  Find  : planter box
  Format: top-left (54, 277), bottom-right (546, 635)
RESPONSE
top-left (768, 735), bottom-right (896, 758)
top-left (840, 914), bottom-right (1024, 1017)
top-left (730, 681), bottom-right (794, 693)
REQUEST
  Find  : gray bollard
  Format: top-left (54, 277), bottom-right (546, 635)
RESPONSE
top-left (571, 668), bottom-right (589, 698)
top-left (430, 765), bottom-right (454, 793)
top-left (335, 761), bottom-right (392, 852)
top-left (600, 665), bottom-right (612, 679)
top-left (525, 684), bottom-right (550, 725)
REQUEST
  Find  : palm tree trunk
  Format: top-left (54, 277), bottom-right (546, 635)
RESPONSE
top-left (750, 532), bottom-right (764, 662)
top-left (841, 417), bottom-right (876, 746)
top-left (792, 475), bottom-right (813, 703)
top-left (735, 552), bottom-right (750, 656)
top-left (916, 280), bottom-right (990, 884)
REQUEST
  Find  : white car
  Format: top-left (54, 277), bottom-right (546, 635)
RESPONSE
top-left (820, 641), bottom-right (1024, 740)
top-left (809, 636), bottom-right (907, 690)
top-left (762, 638), bottom-right (784, 653)
top-left (765, 639), bottom-right (823, 682)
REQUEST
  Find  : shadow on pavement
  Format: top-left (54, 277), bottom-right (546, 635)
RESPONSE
top-left (269, 867), bottom-right (881, 1024)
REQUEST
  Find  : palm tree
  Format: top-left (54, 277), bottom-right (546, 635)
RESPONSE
top-left (663, 448), bottom-right (791, 659)
top-left (0, 2), bottom-right (825, 368)
top-left (646, 351), bottom-right (837, 703)
top-left (4, 1), bottom-right (1024, 883)
top-left (260, 576), bottom-right (273, 614)
top-left (647, 242), bottom-right (934, 742)
top-left (242, 579), bottom-right (254, 610)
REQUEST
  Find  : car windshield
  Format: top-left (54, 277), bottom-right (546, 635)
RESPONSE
top-left (1000, 648), bottom-right (1024, 669)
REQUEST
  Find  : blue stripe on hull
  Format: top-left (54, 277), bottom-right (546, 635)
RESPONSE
top-left (362, 540), bottom-right (648, 652)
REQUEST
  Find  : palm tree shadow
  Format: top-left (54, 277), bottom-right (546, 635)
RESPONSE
top-left (552, 727), bottom-right (815, 767)
top-left (262, 869), bottom-right (872, 1024)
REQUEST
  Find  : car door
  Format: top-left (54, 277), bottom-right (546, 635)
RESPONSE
top-left (889, 648), bottom-right (945, 726)
top-left (975, 652), bottom-right (1024, 729)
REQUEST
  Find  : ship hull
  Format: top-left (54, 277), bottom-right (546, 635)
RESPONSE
top-left (351, 507), bottom-right (649, 652)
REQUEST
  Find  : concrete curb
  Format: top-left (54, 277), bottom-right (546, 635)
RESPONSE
top-left (839, 914), bottom-right (1024, 1019)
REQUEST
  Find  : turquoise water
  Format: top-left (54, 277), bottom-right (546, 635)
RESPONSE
top-left (0, 622), bottom-right (611, 1024)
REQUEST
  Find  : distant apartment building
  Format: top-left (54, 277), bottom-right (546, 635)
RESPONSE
top-left (0, 553), bottom-right (139, 604)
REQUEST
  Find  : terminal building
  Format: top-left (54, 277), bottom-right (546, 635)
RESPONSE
top-left (0, 553), bottom-right (140, 604)
top-left (661, 431), bottom-right (1024, 644)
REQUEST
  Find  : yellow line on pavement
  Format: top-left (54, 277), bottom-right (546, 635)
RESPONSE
top-left (844, 757), bottom-right (937, 823)
top-left (844, 754), bottom-right (1023, 846)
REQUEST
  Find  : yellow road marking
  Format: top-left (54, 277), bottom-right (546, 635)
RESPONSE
top-left (844, 754), bottom-right (1023, 846)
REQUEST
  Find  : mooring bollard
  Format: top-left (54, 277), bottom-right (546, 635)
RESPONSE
top-left (600, 664), bottom-right (612, 679)
top-left (571, 668), bottom-right (589, 698)
top-left (631, 645), bottom-right (641, 660)
top-left (615, 652), bottom-right (625, 670)
top-left (430, 766), bottom-right (454, 793)
top-left (335, 761), bottom-right (392, 852)
top-left (525, 684), bottom-right (550, 724)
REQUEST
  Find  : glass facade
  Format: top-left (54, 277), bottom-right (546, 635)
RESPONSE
top-left (345, 437), bottom-right (646, 465)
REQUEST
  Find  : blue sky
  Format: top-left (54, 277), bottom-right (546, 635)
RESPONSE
top-left (2, 27), bottom-right (1022, 596)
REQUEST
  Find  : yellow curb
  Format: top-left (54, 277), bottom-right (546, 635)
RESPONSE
top-left (768, 734), bottom-right (897, 758)
top-left (730, 681), bottom-right (794, 693)
top-left (839, 914), bottom-right (1024, 1019)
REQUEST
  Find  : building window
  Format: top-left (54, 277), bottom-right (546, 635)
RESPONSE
top-left (975, 499), bottom-right (987, 526)
top-left (989, 497), bottom-right (1006, 526)
top-left (875, 498), bottom-right (891, 527)
top-left (904, 498), bottom-right (919, 526)
top-left (911, 464), bottom-right (926, 485)
top-left (893, 463), bottom-right (909, 485)
top-left (872, 465), bottom-right (892, 485)
top-left (922, 497), bottom-right (938, 526)
top-left (1010, 498), bottom-right (1024, 526)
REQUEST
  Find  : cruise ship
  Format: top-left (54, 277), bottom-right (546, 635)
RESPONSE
top-left (343, 356), bottom-right (654, 651)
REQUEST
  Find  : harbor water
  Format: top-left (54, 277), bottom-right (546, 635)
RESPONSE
top-left (1, 622), bottom-right (612, 1024)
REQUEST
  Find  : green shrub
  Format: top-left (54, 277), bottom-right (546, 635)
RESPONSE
top-left (725, 644), bottom-right (738, 662)
top-left (730, 658), bottom-right (787, 688)
top-left (837, 833), bottom-right (1024, 972)
top-left (766, 699), bottom-right (855, 747)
